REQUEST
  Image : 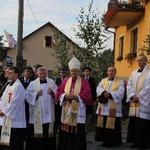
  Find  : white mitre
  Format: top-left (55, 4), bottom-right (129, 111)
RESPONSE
top-left (68, 57), bottom-right (81, 70)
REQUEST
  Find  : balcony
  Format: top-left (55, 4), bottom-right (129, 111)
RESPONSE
top-left (133, 0), bottom-right (147, 2)
top-left (103, 1), bottom-right (145, 28)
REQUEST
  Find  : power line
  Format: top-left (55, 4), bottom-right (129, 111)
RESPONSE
top-left (0, 17), bottom-right (77, 26)
top-left (26, 0), bottom-right (41, 28)
top-left (0, 0), bottom-right (78, 42)
top-left (26, 0), bottom-right (49, 36)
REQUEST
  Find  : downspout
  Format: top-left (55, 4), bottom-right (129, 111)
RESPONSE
top-left (106, 28), bottom-right (116, 66)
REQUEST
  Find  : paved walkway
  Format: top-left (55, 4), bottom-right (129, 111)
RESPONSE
top-left (86, 119), bottom-right (142, 150)
top-left (87, 131), bottom-right (132, 150)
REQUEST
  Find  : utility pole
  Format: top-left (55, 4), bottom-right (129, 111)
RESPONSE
top-left (16, 0), bottom-right (24, 72)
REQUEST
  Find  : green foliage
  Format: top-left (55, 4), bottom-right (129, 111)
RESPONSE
top-left (73, 0), bottom-right (112, 83)
top-left (128, 1), bottom-right (144, 10)
top-left (139, 35), bottom-right (150, 55)
top-left (125, 52), bottom-right (136, 60)
top-left (52, 1), bottom-right (113, 84)
top-left (94, 49), bottom-right (114, 83)
top-left (116, 55), bottom-right (123, 61)
top-left (0, 36), bottom-right (4, 50)
top-left (52, 30), bottom-right (73, 69)
top-left (0, 36), bottom-right (6, 61)
top-left (74, 0), bottom-right (110, 57)
top-left (124, 52), bottom-right (136, 66)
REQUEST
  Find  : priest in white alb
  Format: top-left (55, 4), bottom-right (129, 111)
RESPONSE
top-left (126, 54), bottom-right (150, 149)
top-left (25, 67), bottom-right (57, 150)
top-left (95, 66), bottom-right (125, 148)
top-left (0, 66), bottom-right (26, 150)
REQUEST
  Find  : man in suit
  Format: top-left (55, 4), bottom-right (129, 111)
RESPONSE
top-left (82, 67), bottom-right (96, 133)
top-left (55, 67), bottom-right (68, 87)
top-left (0, 67), bottom-right (7, 91)
top-left (20, 66), bottom-right (35, 89)
top-left (0, 67), bottom-right (11, 97)
top-left (54, 67), bottom-right (68, 136)
top-left (20, 66), bottom-right (35, 140)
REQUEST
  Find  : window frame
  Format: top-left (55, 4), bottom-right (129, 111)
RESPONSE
top-left (130, 27), bottom-right (138, 53)
top-left (44, 36), bottom-right (52, 48)
top-left (118, 35), bottom-right (124, 57)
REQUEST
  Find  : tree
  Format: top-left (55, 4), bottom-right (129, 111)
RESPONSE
top-left (52, 30), bottom-right (73, 69)
top-left (0, 36), bottom-right (4, 51)
top-left (139, 34), bottom-right (150, 55)
top-left (0, 36), bottom-right (6, 61)
top-left (74, 0), bottom-right (113, 82)
top-left (95, 49), bottom-right (114, 82)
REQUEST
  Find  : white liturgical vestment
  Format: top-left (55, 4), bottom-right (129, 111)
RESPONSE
top-left (25, 77), bottom-right (57, 124)
top-left (127, 65), bottom-right (150, 120)
top-left (0, 79), bottom-right (26, 128)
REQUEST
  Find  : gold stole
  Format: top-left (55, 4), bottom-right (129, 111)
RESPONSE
top-left (0, 80), bottom-right (19, 145)
top-left (33, 78), bottom-right (54, 137)
top-left (97, 77), bottom-right (120, 129)
top-left (129, 68), bottom-right (149, 116)
top-left (61, 76), bottom-right (81, 131)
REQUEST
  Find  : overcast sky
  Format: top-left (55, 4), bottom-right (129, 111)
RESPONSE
top-left (0, 0), bottom-right (114, 49)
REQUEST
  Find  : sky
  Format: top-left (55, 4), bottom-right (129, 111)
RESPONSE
top-left (0, 0), bottom-right (113, 49)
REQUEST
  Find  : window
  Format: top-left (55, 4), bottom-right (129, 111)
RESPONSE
top-left (44, 36), bottom-right (52, 47)
top-left (130, 28), bottom-right (138, 53)
top-left (119, 36), bottom-right (124, 57)
top-left (148, 16), bottom-right (150, 35)
top-left (48, 70), bottom-right (53, 79)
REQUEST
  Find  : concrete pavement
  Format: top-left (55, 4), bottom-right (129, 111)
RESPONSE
top-left (87, 130), bottom-right (132, 150)
top-left (86, 119), bottom-right (141, 150)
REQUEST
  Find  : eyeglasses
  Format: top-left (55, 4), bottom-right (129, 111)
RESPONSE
top-left (137, 59), bottom-right (145, 62)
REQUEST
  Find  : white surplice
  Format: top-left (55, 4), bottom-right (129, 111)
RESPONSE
top-left (127, 65), bottom-right (150, 120)
top-left (96, 78), bottom-right (124, 117)
top-left (0, 79), bottom-right (26, 128)
top-left (25, 77), bottom-right (57, 124)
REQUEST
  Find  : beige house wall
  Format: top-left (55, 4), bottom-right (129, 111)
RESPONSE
top-left (6, 23), bottom-right (78, 76)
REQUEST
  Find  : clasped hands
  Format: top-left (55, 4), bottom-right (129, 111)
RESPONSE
top-left (36, 88), bottom-right (54, 97)
top-left (131, 95), bottom-right (139, 103)
top-left (103, 91), bottom-right (110, 99)
top-left (65, 93), bottom-right (78, 101)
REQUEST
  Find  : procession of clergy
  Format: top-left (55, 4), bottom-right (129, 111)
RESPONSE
top-left (0, 54), bottom-right (150, 150)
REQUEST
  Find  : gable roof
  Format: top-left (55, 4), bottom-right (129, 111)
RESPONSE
top-left (23, 22), bottom-right (79, 47)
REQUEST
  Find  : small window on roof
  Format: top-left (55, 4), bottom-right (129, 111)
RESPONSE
top-left (44, 36), bottom-right (52, 47)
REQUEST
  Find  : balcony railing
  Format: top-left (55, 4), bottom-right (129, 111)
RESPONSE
top-left (133, 0), bottom-right (147, 2)
top-left (103, 0), bottom-right (145, 28)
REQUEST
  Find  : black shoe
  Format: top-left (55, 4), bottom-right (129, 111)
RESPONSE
top-left (130, 144), bottom-right (138, 148)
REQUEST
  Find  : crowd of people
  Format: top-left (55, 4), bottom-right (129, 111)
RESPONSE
top-left (0, 54), bottom-right (150, 150)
